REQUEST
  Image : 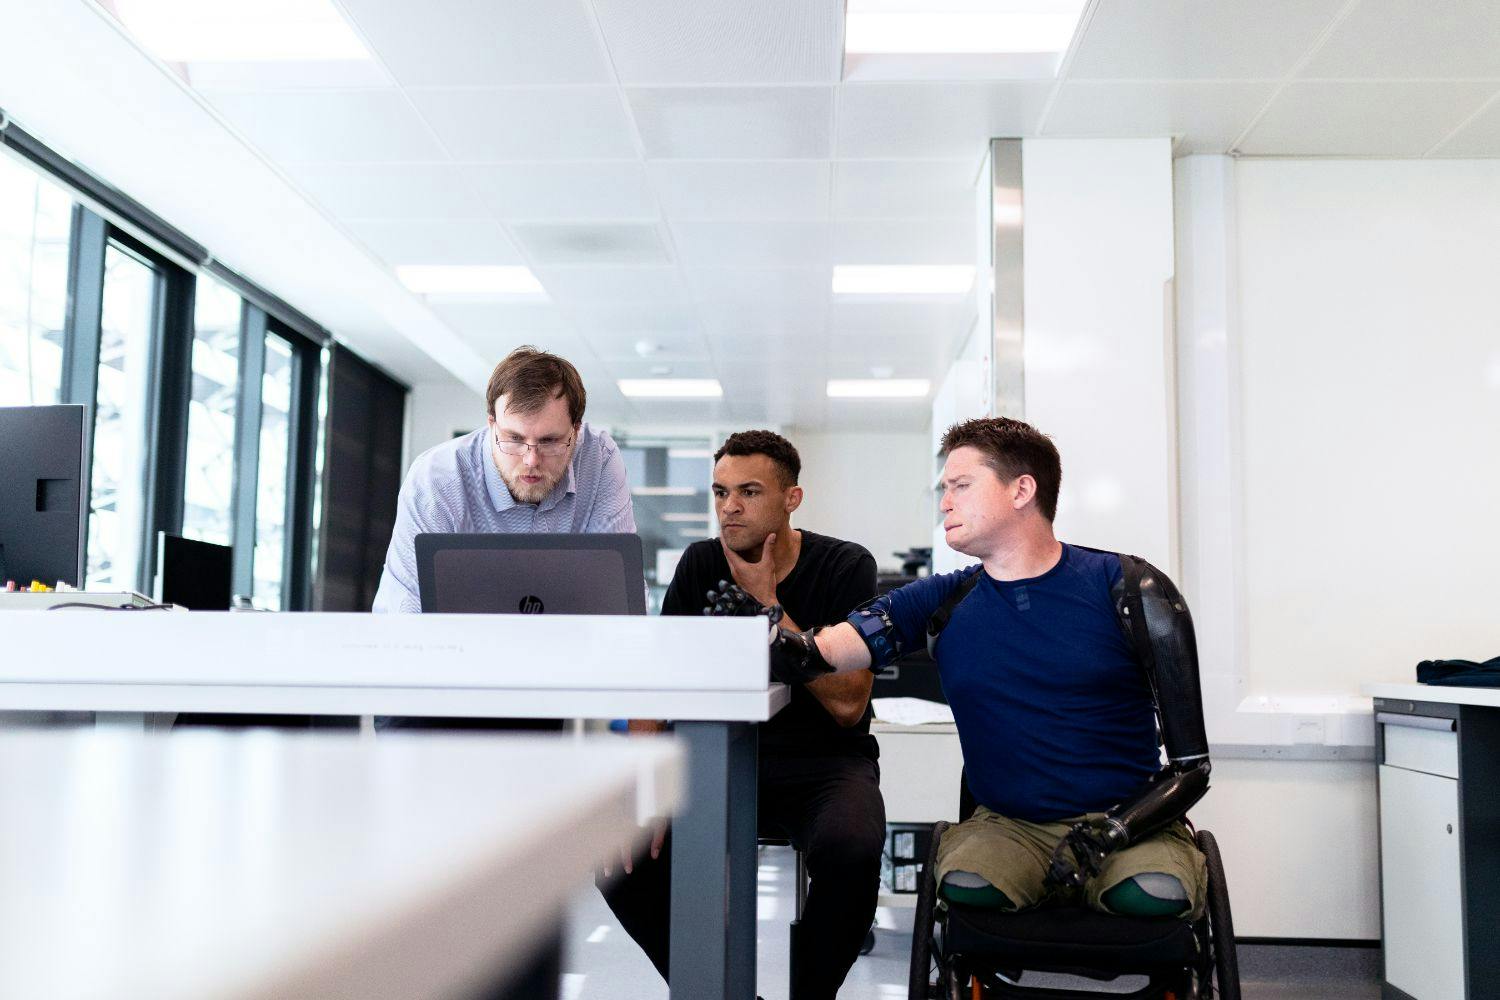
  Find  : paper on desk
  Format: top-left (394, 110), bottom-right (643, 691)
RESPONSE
top-left (871, 697), bottom-right (955, 726)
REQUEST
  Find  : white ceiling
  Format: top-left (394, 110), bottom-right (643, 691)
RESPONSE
top-left (8, 1), bottom-right (1500, 432)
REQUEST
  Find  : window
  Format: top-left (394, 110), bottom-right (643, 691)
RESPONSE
top-left (85, 242), bottom-right (159, 589)
top-left (182, 276), bottom-right (242, 545)
top-left (0, 153), bottom-right (71, 406)
top-left (252, 332), bottom-right (294, 608)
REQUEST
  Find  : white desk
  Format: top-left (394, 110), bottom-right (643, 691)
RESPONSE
top-left (1363, 683), bottom-right (1500, 1000)
top-left (0, 612), bottom-right (788, 1000)
top-left (0, 730), bottom-right (681, 1000)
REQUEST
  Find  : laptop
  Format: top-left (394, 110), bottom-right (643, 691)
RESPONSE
top-left (414, 533), bottom-right (646, 615)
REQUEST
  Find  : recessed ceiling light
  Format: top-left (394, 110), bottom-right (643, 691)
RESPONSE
top-left (844, 0), bottom-right (1087, 55)
top-left (113, 0), bottom-right (371, 62)
top-left (827, 379), bottom-right (932, 399)
top-left (833, 266), bottom-right (976, 295)
top-left (666, 448), bottom-right (714, 460)
top-left (661, 512), bottom-right (712, 522)
top-left (633, 486), bottom-right (700, 497)
top-left (618, 379), bottom-right (724, 399)
top-left (395, 266), bottom-right (545, 298)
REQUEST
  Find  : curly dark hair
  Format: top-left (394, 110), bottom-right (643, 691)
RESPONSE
top-left (713, 429), bottom-right (801, 487)
top-left (940, 417), bottom-right (1061, 522)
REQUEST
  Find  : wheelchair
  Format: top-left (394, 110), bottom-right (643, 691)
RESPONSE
top-left (907, 781), bottom-right (1240, 1000)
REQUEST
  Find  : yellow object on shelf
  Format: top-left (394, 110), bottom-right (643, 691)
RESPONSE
top-left (27, 581), bottom-right (54, 593)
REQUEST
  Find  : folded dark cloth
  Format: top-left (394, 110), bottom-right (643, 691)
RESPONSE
top-left (1418, 657), bottom-right (1500, 687)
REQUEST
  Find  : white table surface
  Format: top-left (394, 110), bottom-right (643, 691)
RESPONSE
top-left (0, 730), bottom-right (682, 1000)
top-left (1364, 682), bottom-right (1500, 709)
top-left (0, 612), bottom-right (789, 721)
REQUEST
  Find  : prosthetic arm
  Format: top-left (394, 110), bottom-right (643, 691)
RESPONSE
top-left (703, 582), bottom-right (837, 685)
top-left (1046, 555), bottom-right (1212, 889)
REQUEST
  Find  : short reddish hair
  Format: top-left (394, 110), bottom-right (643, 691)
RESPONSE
top-left (485, 346), bottom-right (586, 425)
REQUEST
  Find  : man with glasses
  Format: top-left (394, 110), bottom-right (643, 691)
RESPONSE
top-left (372, 345), bottom-right (635, 614)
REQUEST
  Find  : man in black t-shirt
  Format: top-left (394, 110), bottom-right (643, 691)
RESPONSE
top-left (599, 430), bottom-right (885, 1000)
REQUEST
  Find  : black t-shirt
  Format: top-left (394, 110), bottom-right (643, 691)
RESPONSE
top-left (662, 530), bottom-right (879, 759)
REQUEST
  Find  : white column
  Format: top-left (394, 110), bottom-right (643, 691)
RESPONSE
top-left (1020, 138), bottom-right (1176, 568)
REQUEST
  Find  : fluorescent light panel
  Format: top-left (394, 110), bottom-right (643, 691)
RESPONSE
top-left (661, 512), bottom-right (712, 522)
top-left (833, 265), bottom-right (976, 295)
top-left (844, 1), bottom-right (1087, 55)
top-left (618, 379), bottom-right (724, 399)
top-left (114, 0), bottom-right (370, 62)
top-left (396, 266), bottom-right (544, 297)
top-left (633, 486), bottom-right (699, 497)
top-left (827, 379), bottom-right (932, 399)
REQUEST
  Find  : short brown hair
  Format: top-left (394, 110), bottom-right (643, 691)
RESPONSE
top-left (714, 430), bottom-right (801, 487)
top-left (486, 346), bottom-right (586, 425)
top-left (940, 417), bottom-right (1062, 521)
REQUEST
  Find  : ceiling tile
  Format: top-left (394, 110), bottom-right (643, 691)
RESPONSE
top-left (534, 267), bottom-right (691, 304)
top-left (408, 88), bottom-right (638, 161)
top-left (340, 0), bottom-right (612, 86)
top-left (833, 160), bottom-right (979, 219)
top-left (1044, 80), bottom-right (1279, 154)
top-left (204, 90), bottom-right (446, 162)
top-left (834, 219), bottom-right (975, 266)
top-left (629, 87), bottom-right (834, 159)
top-left (648, 161), bottom-right (831, 220)
top-left (836, 82), bottom-right (1052, 159)
top-left (1430, 95), bottom-right (1500, 156)
top-left (188, 60), bottom-right (392, 90)
top-left (1237, 81), bottom-right (1498, 156)
top-left (1067, 0), bottom-right (1347, 79)
top-left (592, 0), bottom-right (841, 84)
top-left (566, 302), bottom-right (702, 336)
top-left (1300, 0), bottom-right (1500, 80)
top-left (669, 221), bottom-right (831, 267)
top-left (343, 219), bottom-right (524, 265)
top-left (463, 163), bottom-right (658, 220)
top-left (427, 301), bottom-right (571, 334)
top-left (685, 267), bottom-right (829, 306)
top-left (831, 299), bottom-right (976, 338)
top-left (283, 163), bottom-right (489, 219)
top-left (510, 223), bottom-right (675, 265)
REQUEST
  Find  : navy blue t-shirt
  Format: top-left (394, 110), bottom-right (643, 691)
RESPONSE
top-left (877, 543), bottom-right (1158, 822)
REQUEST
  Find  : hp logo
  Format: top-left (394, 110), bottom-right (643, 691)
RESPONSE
top-left (518, 595), bottom-right (545, 614)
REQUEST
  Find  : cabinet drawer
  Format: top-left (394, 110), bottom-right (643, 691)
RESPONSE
top-left (1382, 720), bottom-right (1458, 779)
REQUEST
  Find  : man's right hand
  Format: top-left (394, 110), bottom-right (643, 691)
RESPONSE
top-left (768, 625), bottom-right (836, 685)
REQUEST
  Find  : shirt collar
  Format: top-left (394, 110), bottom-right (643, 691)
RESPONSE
top-left (480, 425), bottom-right (580, 514)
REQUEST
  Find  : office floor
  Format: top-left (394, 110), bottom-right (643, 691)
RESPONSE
top-left (563, 845), bottom-right (1381, 1000)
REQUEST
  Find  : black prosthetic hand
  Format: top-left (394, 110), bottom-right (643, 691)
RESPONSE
top-left (703, 581), bottom-right (835, 684)
top-left (703, 580), bottom-right (781, 621)
top-left (1046, 817), bottom-right (1125, 889)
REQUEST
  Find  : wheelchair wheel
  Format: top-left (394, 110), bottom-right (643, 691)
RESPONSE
top-left (908, 821), bottom-right (948, 999)
top-left (1196, 830), bottom-right (1240, 1000)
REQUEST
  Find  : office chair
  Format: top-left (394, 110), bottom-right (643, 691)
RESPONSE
top-left (907, 776), bottom-right (1239, 999)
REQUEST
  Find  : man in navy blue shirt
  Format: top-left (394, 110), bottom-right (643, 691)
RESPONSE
top-left (767, 417), bottom-right (1206, 918)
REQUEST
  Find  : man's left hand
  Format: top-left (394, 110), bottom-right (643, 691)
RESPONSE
top-left (721, 533), bottom-right (778, 607)
top-left (1045, 819), bottom-right (1119, 890)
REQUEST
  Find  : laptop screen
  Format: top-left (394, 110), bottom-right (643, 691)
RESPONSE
top-left (415, 533), bottom-right (646, 615)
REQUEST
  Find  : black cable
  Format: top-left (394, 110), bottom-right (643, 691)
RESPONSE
top-left (45, 601), bottom-right (174, 611)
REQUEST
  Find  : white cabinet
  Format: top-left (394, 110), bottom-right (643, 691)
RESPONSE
top-left (1379, 761), bottom-right (1465, 1000)
top-left (874, 723), bottom-right (964, 823)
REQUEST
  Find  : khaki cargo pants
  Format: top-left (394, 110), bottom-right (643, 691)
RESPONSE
top-left (935, 806), bottom-right (1207, 919)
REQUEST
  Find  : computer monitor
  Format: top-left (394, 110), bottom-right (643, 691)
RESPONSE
top-left (0, 404), bottom-right (86, 589)
top-left (415, 533), bottom-right (646, 615)
top-left (157, 533), bottom-right (233, 610)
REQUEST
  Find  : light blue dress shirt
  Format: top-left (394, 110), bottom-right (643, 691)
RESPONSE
top-left (372, 422), bottom-right (636, 613)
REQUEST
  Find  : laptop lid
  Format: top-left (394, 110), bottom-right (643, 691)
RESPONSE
top-left (414, 533), bottom-right (647, 615)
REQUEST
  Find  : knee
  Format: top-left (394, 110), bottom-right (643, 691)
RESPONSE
top-left (806, 822), bottom-right (885, 880)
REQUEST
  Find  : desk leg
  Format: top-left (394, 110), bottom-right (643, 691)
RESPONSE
top-left (671, 721), bottom-right (758, 1000)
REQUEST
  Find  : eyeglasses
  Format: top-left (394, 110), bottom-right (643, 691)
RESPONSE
top-left (494, 434), bottom-right (574, 458)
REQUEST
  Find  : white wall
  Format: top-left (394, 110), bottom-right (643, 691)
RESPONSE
top-left (1021, 138), bottom-right (1178, 567)
top-left (404, 378), bottom-right (487, 474)
top-left (1172, 155), bottom-right (1500, 940)
top-left (1235, 159), bottom-right (1500, 697)
top-left (792, 431), bottom-right (931, 573)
